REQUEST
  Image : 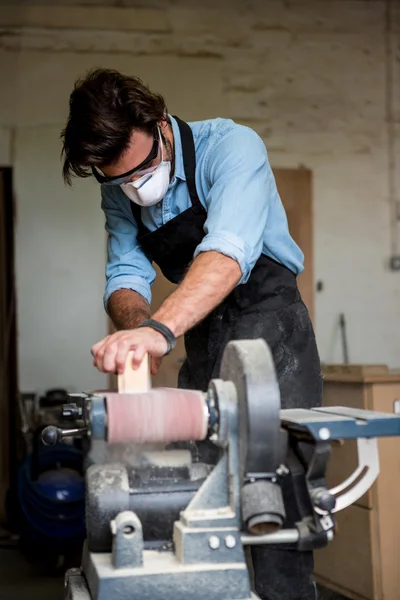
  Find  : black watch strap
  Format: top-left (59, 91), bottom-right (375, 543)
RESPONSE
top-left (137, 319), bottom-right (177, 355)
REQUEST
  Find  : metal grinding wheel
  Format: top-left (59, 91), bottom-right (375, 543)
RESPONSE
top-left (219, 339), bottom-right (282, 478)
top-left (219, 339), bottom-right (285, 534)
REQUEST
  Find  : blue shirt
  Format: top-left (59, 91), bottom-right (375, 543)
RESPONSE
top-left (101, 116), bottom-right (304, 309)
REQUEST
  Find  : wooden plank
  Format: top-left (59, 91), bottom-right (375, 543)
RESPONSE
top-left (118, 352), bottom-right (151, 393)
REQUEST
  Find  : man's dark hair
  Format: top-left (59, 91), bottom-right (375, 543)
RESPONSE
top-left (61, 68), bottom-right (167, 185)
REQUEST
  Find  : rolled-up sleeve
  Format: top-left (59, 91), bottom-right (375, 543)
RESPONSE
top-left (101, 186), bottom-right (156, 310)
top-left (193, 126), bottom-right (273, 284)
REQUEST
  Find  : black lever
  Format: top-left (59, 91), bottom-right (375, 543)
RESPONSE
top-left (41, 425), bottom-right (88, 447)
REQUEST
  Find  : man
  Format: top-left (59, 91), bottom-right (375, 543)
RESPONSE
top-left (61, 68), bottom-right (322, 600)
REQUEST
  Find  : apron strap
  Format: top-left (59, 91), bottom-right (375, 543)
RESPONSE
top-left (172, 115), bottom-right (202, 209)
top-left (130, 199), bottom-right (148, 236)
top-left (130, 116), bottom-right (202, 231)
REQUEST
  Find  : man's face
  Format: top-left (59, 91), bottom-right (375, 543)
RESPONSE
top-left (96, 120), bottom-right (173, 185)
top-left (102, 129), bottom-right (157, 180)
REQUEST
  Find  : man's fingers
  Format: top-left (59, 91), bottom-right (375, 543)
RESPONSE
top-left (91, 336), bottom-right (112, 372)
top-left (130, 345), bottom-right (146, 369)
top-left (93, 342), bottom-right (109, 371)
top-left (151, 356), bottom-right (162, 375)
top-left (115, 339), bottom-right (131, 374)
top-left (91, 329), bottom-right (167, 375)
top-left (91, 335), bottom-right (110, 357)
top-left (102, 342), bottom-right (119, 373)
top-left (150, 356), bottom-right (157, 375)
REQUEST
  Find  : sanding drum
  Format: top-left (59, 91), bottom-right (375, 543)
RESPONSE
top-left (105, 388), bottom-right (209, 445)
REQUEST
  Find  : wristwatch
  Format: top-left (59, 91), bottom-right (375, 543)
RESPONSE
top-left (137, 319), bottom-right (177, 355)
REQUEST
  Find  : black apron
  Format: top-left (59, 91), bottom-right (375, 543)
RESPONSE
top-left (131, 117), bottom-right (320, 599)
top-left (130, 116), bottom-right (322, 409)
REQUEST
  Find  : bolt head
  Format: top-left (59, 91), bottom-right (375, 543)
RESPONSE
top-left (316, 490), bottom-right (336, 513)
top-left (319, 427), bottom-right (331, 440)
top-left (276, 464), bottom-right (289, 477)
top-left (225, 535), bottom-right (236, 549)
top-left (208, 535), bottom-right (220, 550)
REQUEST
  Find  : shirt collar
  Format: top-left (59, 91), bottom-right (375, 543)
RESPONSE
top-left (169, 115), bottom-right (186, 182)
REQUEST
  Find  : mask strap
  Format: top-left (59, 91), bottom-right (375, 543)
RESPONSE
top-left (158, 126), bottom-right (165, 162)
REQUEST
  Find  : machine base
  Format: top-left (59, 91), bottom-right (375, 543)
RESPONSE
top-left (65, 543), bottom-right (254, 600)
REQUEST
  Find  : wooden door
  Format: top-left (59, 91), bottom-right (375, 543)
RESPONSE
top-left (0, 170), bottom-right (8, 521)
top-left (273, 168), bottom-right (314, 321)
top-left (0, 169), bottom-right (17, 523)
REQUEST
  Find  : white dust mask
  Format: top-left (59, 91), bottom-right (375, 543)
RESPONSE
top-left (120, 128), bottom-right (171, 207)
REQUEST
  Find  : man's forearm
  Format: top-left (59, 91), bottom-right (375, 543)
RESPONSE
top-left (153, 251), bottom-right (242, 338)
top-left (108, 289), bottom-right (151, 330)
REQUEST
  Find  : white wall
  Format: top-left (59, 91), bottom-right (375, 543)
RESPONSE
top-left (0, 1), bottom-right (399, 393)
top-left (0, 31), bottom-right (224, 392)
top-left (14, 127), bottom-right (107, 392)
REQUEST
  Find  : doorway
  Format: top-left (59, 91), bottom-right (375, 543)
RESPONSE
top-left (0, 168), bottom-right (18, 523)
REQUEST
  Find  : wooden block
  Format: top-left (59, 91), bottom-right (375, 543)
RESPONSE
top-left (118, 352), bottom-right (151, 393)
top-left (322, 364), bottom-right (388, 378)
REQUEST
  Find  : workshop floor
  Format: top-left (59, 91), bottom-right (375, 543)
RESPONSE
top-left (0, 550), bottom-right (348, 600)
top-left (0, 548), bottom-right (64, 600)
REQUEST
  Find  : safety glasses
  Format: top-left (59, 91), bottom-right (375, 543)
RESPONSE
top-left (92, 134), bottom-right (159, 186)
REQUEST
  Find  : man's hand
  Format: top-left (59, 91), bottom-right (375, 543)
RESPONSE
top-left (91, 327), bottom-right (168, 374)
top-left (93, 251), bottom-right (241, 376)
top-left (150, 356), bottom-right (163, 376)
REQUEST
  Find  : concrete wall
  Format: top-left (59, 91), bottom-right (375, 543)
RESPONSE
top-left (0, 0), bottom-right (399, 392)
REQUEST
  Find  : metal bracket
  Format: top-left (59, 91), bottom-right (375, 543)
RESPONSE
top-left (316, 437), bottom-right (379, 514)
top-left (111, 511), bottom-right (144, 569)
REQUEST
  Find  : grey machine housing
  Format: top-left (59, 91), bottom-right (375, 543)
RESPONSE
top-left (42, 339), bottom-right (400, 600)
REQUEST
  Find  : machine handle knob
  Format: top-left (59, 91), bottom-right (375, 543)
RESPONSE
top-left (311, 487), bottom-right (336, 513)
top-left (42, 426), bottom-right (62, 446)
top-left (41, 425), bottom-right (88, 446)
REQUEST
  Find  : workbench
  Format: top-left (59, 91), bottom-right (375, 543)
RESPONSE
top-left (314, 367), bottom-right (400, 600)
